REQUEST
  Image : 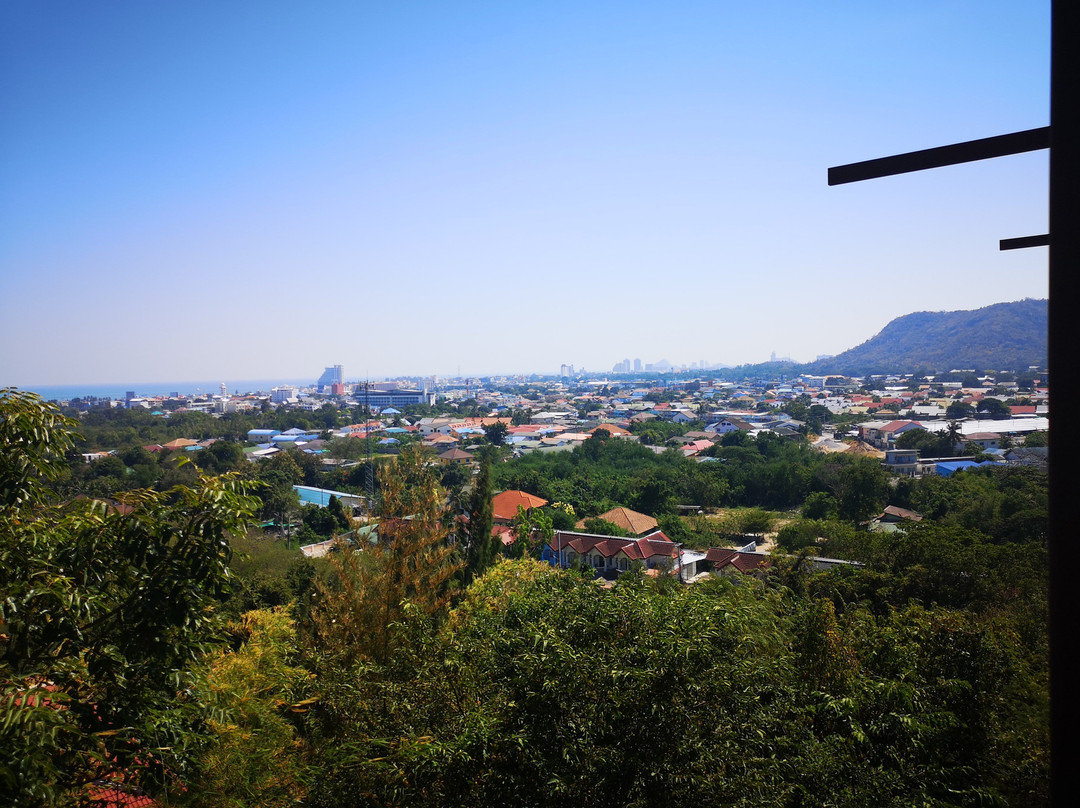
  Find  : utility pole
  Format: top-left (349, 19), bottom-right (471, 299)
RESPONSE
top-left (364, 380), bottom-right (375, 514)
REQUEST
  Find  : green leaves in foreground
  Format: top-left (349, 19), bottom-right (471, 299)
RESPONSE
top-left (303, 559), bottom-right (1047, 808)
top-left (1, 388), bottom-right (259, 806)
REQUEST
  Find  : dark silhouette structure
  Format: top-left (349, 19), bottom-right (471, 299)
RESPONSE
top-left (827, 4), bottom-right (1076, 799)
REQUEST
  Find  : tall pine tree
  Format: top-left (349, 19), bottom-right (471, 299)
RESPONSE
top-left (310, 446), bottom-right (460, 665)
top-left (465, 449), bottom-right (495, 584)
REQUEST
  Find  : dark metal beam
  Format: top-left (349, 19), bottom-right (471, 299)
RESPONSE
top-left (828, 126), bottom-right (1050, 185)
top-left (999, 234), bottom-right (1050, 250)
top-left (1049, 1), bottom-right (1078, 803)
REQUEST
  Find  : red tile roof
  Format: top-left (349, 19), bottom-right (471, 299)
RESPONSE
top-left (547, 530), bottom-right (678, 561)
top-left (704, 547), bottom-right (771, 574)
top-left (86, 782), bottom-right (158, 807)
top-left (880, 420), bottom-right (921, 432)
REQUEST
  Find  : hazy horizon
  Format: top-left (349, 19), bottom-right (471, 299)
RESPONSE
top-left (1, 2), bottom-right (1050, 387)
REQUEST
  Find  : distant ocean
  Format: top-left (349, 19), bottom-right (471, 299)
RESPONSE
top-left (18, 379), bottom-right (315, 402)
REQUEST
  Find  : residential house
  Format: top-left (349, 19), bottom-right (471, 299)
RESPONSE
top-left (883, 448), bottom-right (920, 477)
top-left (704, 417), bottom-right (753, 434)
top-left (868, 505), bottom-right (924, 533)
top-left (702, 547), bottom-right (771, 577)
top-left (963, 432), bottom-right (1002, 451)
top-left (544, 529), bottom-right (696, 578)
top-left (858, 420), bottom-right (925, 449)
top-left (575, 506), bottom-right (658, 537)
top-left (492, 490), bottom-right (549, 525)
top-left (438, 448), bottom-right (474, 466)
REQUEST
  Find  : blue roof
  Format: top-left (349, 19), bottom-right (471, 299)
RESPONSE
top-left (936, 460), bottom-right (990, 476)
top-left (293, 485), bottom-right (358, 507)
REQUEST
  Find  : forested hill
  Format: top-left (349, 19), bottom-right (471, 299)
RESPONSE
top-left (805, 299), bottom-right (1047, 375)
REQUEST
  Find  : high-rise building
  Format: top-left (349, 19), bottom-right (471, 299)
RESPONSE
top-left (633, 358), bottom-right (642, 372)
top-left (316, 364), bottom-right (344, 391)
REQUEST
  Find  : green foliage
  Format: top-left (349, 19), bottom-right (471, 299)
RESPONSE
top-left (495, 432), bottom-right (820, 520)
top-left (976, 398), bottom-right (1011, 418)
top-left (580, 516), bottom-right (632, 537)
top-left (225, 530), bottom-right (322, 618)
top-left (482, 421), bottom-right (508, 445)
top-left (629, 419), bottom-right (696, 445)
top-left (706, 507), bottom-right (779, 542)
top-left (1, 389), bottom-right (1050, 807)
top-left (946, 401), bottom-right (976, 419)
top-left (507, 505), bottom-right (554, 560)
top-left (801, 491), bottom-right (838, 520)
top-left (901, 466), bottom-right (1048, 546)
top-left (816, 456), bottom-right (889, 522)
top-left (895, 427), bottom-right (955, 458)
top-left (465, 453), bottom-right (496, 584)
top-left (0, 387), bottom-right (77, 510)
top-left (1023, 430), bottom-right (1048, 447)
top-left (250, 452), bottom-right (303, 528)
top-left (0, 389), bottom-right (259, 805)
top-left (303, 558), bottom-right (1047, 807)
top-left (327, 494), bottom-right (351, 531)
top-left (308, 446), bottom-right (461, 667)
top-left (186, 609), bottom-right (311, 807)
top-left (775, 518), bottom-right (856, 552)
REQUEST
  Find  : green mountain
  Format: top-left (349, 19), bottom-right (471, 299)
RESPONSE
top-left (806, 299), bottom-right (1047, 375)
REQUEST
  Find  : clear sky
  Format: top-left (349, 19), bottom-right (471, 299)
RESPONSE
top-left (1, 1), bottom-right (1050, 386)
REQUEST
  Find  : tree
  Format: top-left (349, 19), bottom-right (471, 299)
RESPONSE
top-left (581, 516), bottom-right (632, 537)
top-left (309, 446), bottom-right (461, 666)
top-left (976, 398), bottom-right (1011, 419)
top-left (895, 427), bottom-right (954, 459)
top-left (465, 451), bottom-right (496, 583)
top-left (946, 401), bottom-right (976, 419)
top-left (186, 608), bottom-right (311, 806)
top-left (0, 388), bottom-right (258, 805)
top-left (818, 458), bottom-right (889, 523)
top-left (801, 491), bottom-right (838, 520)
top-left (483, 421), bottom-right (508, 446)
top-left (945, 419), bottom-right (962, 448)
top-left (327, 494), bottom-right (351, 532)
top-left (508, 504), bottom-right (554, 559)
top-left (1024, 430), bottom-right (1049, 447)
top-left (251, 452), bottom-right (302, 531)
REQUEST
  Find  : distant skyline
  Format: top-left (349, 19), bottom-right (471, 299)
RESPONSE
top-left (1, 2), bottom-right (1050, 387)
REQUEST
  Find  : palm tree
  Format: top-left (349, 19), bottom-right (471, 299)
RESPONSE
top-left (946, 420), bottom-right (962, 452)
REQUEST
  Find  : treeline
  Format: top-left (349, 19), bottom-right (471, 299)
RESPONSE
top-left (64, 404), bottom-right (350, 450)
top-left (494, 431), bottom-right (890, 522)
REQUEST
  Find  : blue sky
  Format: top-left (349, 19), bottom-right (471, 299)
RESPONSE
top-left (1, 1), bottom-right (1050, 386)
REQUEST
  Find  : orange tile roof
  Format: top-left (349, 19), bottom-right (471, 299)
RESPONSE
top-left (576, 506), bottom-right (658, 536)
top-left (161, 438), bottom-right (198, 450)
top-left (492, 490), bottom-right (548, 522)
top-left (588, 424), bottom-right (631, 436)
